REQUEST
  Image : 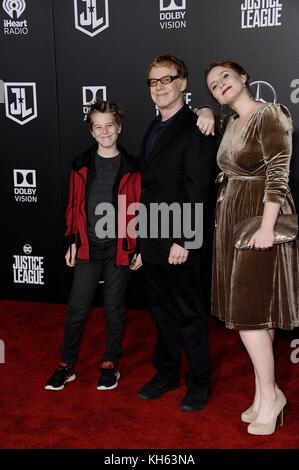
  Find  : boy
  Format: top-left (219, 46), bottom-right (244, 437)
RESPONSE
top-left (45, 100), bottom-right (141, 391)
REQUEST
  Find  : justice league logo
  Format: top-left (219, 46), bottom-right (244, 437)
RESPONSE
top-left (13, 245), bottom-right (45, 285)
top-left (74, 0), bottom-right (109, 37)
top-left (4, 82), bottom-right (37, 125)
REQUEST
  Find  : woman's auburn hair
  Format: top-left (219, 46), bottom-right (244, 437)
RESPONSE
top-left (205, 60), bottom-right (250, 86)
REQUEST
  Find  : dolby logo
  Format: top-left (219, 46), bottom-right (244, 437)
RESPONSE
top-left (159, 0), bottom-right (186, 30)
top-left (13, 169), bottom-right (37, 203)
top-left (160, 0), bottom-right (186, 10)
top-left (82, 85), bottom-right (107, 119)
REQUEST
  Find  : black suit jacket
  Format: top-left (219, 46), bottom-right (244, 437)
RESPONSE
top-left (139, 104), bottom-right (218, 265)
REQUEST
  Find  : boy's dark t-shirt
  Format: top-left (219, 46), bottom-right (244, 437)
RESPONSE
top-left (87, 152), bottom-right (121, 260)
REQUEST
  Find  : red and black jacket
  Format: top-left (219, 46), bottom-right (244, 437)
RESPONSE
top-left (65, 144), bottom-right (141, 266)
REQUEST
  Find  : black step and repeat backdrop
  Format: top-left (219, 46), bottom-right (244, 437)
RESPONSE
top-left (1, 0), bottom-right (299, 304)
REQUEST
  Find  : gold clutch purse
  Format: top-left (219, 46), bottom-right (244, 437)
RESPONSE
top-left (233, 214), bottom-right (298, 250)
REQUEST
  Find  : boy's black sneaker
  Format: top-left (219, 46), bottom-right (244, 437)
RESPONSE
top-left (45, 364), bottom-right (76, 391)
top-left (97, 368), bottom-right (120, 390)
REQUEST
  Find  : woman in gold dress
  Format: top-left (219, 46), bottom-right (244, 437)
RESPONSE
top-left (203, 61), bottom-right (299, 435)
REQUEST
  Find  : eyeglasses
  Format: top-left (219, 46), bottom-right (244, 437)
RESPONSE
top-left (147, 75), bottom-right (179, 87)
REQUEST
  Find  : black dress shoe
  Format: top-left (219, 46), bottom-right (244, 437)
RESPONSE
top-left (138, 374), bottom-right (180, 400)
top-left (180, 387), bottom-right (209, 412)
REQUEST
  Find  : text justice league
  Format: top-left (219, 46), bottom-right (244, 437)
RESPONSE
top-left (241, 0), bottom-right (282, 28)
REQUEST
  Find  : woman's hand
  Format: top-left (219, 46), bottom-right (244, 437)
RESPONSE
top-left (248, 228), bottom-right (275, 250)
top-left (65, 243), bottom-right (77, 267)
top-left (194, 107), bottom-right (215, 136)
top-left (248, 202), bottom-right (280, 250)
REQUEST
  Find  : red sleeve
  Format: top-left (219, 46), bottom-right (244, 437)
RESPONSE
top-left (65, 170), bottom-right (78, 243)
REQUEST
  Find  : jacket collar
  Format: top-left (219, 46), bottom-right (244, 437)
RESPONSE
top-left (141, 104), bottom-right (193, 169)
top-left (72, 143), bottom-right (137, 174)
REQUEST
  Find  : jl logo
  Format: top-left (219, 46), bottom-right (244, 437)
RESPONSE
top-left (74, 0), bottom-right (109, 37)
top-left (4, 82), bottom-right (37, 125)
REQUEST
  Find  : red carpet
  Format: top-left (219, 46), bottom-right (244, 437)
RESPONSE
top-left (1, 300), bottom-right (299, 449)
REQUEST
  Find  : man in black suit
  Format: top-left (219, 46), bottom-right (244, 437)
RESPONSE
top-left (131, 55), bottom-right (218, 411)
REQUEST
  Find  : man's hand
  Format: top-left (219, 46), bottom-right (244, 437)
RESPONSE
top-left (65, 243), bottom-right (77, 267)
top-left (168, 243), bottom-right (189, 265)
top-left (129, 253), bottom-right (142, 270)
top-left (194, 107), bottom-right (215, 136)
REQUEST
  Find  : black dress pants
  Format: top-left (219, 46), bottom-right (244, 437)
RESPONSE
top-left (60, 257), bottom-right (130, 366)
top-left (143, 261), bottom-right (211, 389)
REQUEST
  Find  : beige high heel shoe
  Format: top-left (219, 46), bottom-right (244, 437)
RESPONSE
top-left (241, 385), bottom-right (281, 424)
top-left (247, 390), bottom-right (286, 436)
top-left (241, 405), bottom-right (257, 424)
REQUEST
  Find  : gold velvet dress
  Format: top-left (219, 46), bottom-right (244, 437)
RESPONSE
top-left (212, 103), bottom-right (299, 329)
